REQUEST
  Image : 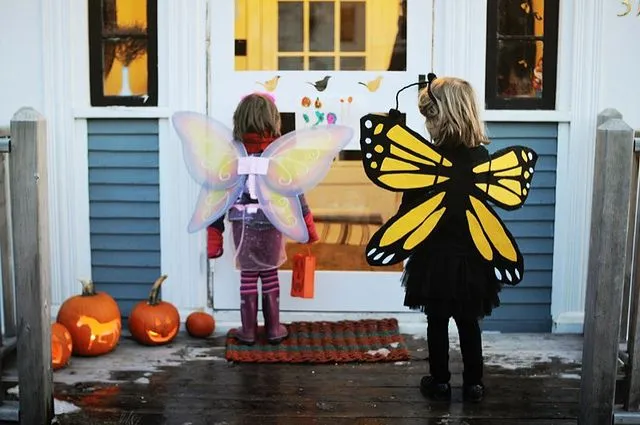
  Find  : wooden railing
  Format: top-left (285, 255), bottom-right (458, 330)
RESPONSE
top-left (0, 108), bottom-right (53, 424)
top-left (581, 108), bottom-right (640, 424)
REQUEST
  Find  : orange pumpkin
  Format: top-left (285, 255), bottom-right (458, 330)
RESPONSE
top-left (51, 322), bottom-right (73, 370)
top-left (186, 312), bottom-right (215, 338)
top-left (129, 275), bottom-right (180, 346)
top-left (57, 280), bottom-right (122, 356)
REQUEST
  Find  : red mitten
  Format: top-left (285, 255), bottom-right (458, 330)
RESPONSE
top-left (207, 227), bottom-right (224, 258)
top-left (304, 212), bottom-right (319, 244)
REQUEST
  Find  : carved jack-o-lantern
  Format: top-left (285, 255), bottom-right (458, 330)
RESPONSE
top-left (51, 322), bottom-right (73, 370)
top-left (57, 280), bottom-right (122, 356)
top-left (129, 275), bottom-right (180, 346)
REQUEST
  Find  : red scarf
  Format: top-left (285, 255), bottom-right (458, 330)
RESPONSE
top-left (241, 132), bottom-right (276, 154)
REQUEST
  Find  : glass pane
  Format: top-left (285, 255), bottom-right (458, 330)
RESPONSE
top-left (282, 159), bottom-right (404, 272)
top-left (497, 0), bottom-right (544, 37)
top-left (102, 0), bottom-right (148, 32)
top-left (309, 56), bottom-right (335, 70)
top-left (495, 40), bottom-right (544, 99)
top-left (340, 56), bottom-right (365, 70)
top-left (278, 2), bottom-right (303, 52)
top-left (278, 56), bottom-right (304, 70)
top-left (235, 0), bottom-right (405, 71)
top-left (310, 2), bottom-right (335, 52)
top-left (103, 39), bottom-right (149, 96)
top-left (340, 2), bottom-right (366, 52)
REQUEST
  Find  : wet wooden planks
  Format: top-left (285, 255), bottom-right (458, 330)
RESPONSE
top-left (51, 341), bottom-right (581, 425)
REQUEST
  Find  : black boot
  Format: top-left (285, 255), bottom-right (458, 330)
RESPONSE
top-left (235, 293), bottom-right (258, 345)
top-left (420, 376), bottom-right (451, 401)
top-left (463, 383), bottom-right (485, 403)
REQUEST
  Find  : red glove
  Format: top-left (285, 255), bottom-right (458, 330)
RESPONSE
top-left (207, 227), bottom-right (224, 258)
top-left (304, 212), bottom-right (319, 244)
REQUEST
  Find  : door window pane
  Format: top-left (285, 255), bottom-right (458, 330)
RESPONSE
top-left (279, 56), bottom-right (304, 70)
top-left (340, 56), bottom-right (366, 70)
top-left (309, 2), bottom-right (335, 52)
top-left (282, 157), bottom-right (404, 272)
top-left (278, 2), bottom-right (303, 52)
top-left (309, 56), bottom-right (335, 70)
top-left (496, 40), bottom-right (544, 99)
top-left (340, 2), bottom-right (366, 52)
top-left (235, 0), bottom-right (406, 71)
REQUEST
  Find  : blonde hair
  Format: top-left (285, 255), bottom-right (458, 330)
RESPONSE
top-left (418, 77), bottom-right (488, 148)
top-left (232, 93), bottom-right (281, 140)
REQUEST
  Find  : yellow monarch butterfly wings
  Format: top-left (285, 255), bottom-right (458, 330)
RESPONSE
top-left (465, 194), bottom-right (524, 285)
top-left (360, 114), bottom-right (453, 192)
top-left (366, 189), bottom-right (447, 266)
top-left (473, 146), bottom-right (538, 210)
top-left (467, 146), bottom-right (539, 285)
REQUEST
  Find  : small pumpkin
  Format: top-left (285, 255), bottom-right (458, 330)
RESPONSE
top-left (57, 280), bottom-right (122, 356)
top-left (51, 322), bottom-right (73, 370)
top-left (186, 311), bottom-right (215, 338)
top-left (129, 275), bottom-right (180, 346)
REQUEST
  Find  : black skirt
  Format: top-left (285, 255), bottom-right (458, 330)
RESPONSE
top-left (402, 250), bottom-right (502, 320)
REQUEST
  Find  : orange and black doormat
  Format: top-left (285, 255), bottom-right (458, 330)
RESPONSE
top-left (225, 318), bottom-right (410, 363)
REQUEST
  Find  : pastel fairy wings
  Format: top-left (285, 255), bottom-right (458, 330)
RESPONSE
top-left (358, 77), bottom-right (537, 285)
top-left (171, 111), bottom-right (353, 242)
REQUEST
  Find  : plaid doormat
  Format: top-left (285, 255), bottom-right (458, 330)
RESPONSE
top-left (225, 318), bottom-right (410, 363)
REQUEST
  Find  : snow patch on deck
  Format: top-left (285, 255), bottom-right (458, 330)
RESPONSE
top-left (53, 339), bottom-right (224, 385)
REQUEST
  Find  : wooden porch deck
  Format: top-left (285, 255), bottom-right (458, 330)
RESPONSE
top-left (4, 331), bottom-right (584, 424)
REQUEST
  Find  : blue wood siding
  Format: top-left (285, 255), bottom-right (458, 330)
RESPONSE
top-left (482, 122), bottom-right (557, 332)
top-left (88, 120), bottom-right (160, 317)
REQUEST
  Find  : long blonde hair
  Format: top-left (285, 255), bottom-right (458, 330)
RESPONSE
top-left (232, 93), bottom-right (281, 140)
top-left (418, 77), bottom-right (488, 148)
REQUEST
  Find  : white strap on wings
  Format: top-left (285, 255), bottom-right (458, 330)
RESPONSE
top-left (237, 157), bottom-right (270, 212)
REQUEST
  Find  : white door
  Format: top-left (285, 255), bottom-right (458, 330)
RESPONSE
top-left (209, 0), bottom-right (433, 311)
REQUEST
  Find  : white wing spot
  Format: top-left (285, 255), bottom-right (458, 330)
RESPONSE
top-left (515, 269), bottom-right (521, 280)
top-left (368, 248), bottom-right (377, 257)
top-left (365, 137), bottom-right (372, 144)
top-left (374, 252), bottom-right (384, 261)
top-left (382, 254), bottom-right (395, 265)
top-left (366, 153), bottom-right (372, 158)
top-left (528, 152), bottom-right (533, 160)
top-left (505, 270), bottom-right (513, 282)
top-left (365, 120), bottom-right (373, 129)
top-left (526, 182), bottom-right (530, 189)
top-left (529, 167), bottom-right (534, 173)
top-left (494, 268), bottom-right (502, 281)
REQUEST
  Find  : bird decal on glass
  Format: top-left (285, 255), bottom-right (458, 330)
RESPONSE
top-left (358, 76), bottom-right (384, 93)
top-left (308, 76), bottom-right (331, 92)
top-left (256, 75), bottom-right (281, 92)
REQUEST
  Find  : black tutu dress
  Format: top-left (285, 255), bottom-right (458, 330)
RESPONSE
top-left (400, 145), bottom-right (502, 320)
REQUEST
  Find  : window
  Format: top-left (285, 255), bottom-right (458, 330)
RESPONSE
top-left (88, 0), bottom-right (158, 106)
top-left (485, 0), bottom-right (559, 110)
top-left (235, 0), bottom-right (406, 71)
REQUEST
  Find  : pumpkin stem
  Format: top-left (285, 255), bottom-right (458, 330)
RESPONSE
top-left (148, 275), bottom-right (168, 305)
top-left (78, 279), bottom-right (95, 296)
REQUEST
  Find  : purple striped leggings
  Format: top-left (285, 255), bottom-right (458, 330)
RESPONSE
top-left (240, 269), bottom-right (279, 295)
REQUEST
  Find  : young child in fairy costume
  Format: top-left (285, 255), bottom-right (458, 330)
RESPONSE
top-left (206, 93), bottom-right (319, 345)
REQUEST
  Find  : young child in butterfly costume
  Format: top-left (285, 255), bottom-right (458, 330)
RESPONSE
top-left (172, 93), bottom-right (353, 345)
top-left (360, 75), bottom-right (537, 402)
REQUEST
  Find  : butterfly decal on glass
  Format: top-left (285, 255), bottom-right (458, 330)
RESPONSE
top-left (359, 113), bottom-right (537, 285)
top-left (171, 111), bottom-right (353, 242)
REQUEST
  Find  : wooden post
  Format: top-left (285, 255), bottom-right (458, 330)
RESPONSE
top-left (0, 154), bottom-right (17, 340)
top-left (580, 115), bottom-right (635, 425)
top-left (9, 108), bottom-right (53, 424)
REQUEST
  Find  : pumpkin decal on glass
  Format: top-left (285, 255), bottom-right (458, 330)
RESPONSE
top-left (186, 311), bottom-right (215, 338)
top-left (56, 280), bottom-right (122, 356)
top-left (51, 322), bottom-right (73, 370)
top-left (129, 275), bottom-right (180, 346)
